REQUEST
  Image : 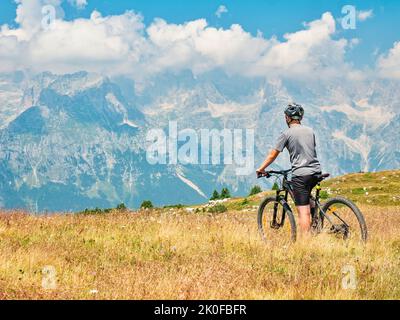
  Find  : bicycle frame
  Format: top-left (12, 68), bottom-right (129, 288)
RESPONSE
top-left (272, 175), bottom-right (336, 230)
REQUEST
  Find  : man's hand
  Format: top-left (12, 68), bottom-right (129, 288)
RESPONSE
top-left (256, 167), bottom-right (265, 174)
top-left (256, 169), bottom-right (269, 178)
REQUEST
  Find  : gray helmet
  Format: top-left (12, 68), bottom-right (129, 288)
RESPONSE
top-left (284, 103), bottom-right (304, 120)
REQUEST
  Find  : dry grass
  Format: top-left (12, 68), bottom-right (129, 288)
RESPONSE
top-left (0, 204), bottom-right (400, 300)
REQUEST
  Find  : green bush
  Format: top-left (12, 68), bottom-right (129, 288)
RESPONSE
top-left (249, 185), bottom-right (262, 196)
top-left (210, 190), bottom-right (220, 200)
top-left (140, 200), bottom-right (154, 209)
top-left (163, 204), bottom-right (184, 209)
top-left (80, 207), bottom-right (104, 215)
top-left (208, 204), bottom-right (228, 214)
top-left (220, 187), bottom-right (231, 199)
top-left (210, 188), bottom-right (232, 200)
top-left (78, 203), bottom-right (128, 215)
top-left (116, 203), bottom-right (127, 211)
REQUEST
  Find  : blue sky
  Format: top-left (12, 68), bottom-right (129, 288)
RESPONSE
top-left (1, 0), bottom-right (399, 68)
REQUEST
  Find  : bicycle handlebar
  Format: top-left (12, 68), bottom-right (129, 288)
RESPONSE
top-left (257, 169), bottom-right (291, 179)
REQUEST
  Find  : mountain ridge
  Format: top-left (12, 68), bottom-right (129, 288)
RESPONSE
top-left (0, 70), bottom-right (399, 211)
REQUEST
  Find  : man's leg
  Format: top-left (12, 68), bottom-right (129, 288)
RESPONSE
top-left (296, 205), bottom-right (311, 234)
top-left (291, 175), bottom-right (315, 236)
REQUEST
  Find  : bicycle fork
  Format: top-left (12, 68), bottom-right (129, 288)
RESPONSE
top-left (271, 191), bottom-right (288, 229)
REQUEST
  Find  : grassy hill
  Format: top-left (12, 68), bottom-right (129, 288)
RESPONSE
top-left (0, 170), bottom-right (399, 299)
top-left (224, 169), bottom-right (400, 211)
top-left (321, 170), bottom-right (400, 206)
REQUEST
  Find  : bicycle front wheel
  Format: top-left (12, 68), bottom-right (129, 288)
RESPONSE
top-left (320, 197), bottom-right (368, 242)
top-left (257, 196), bottom-right (297, 245)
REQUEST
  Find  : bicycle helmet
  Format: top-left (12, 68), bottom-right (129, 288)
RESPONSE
top-left (284, 103), bottom-right (304, 120)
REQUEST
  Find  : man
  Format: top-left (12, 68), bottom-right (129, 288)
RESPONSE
top-left (256, 103), bottom-right (322, 234)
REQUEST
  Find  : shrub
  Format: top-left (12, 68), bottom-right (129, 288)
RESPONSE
top-left (220, 187), bottom-right (231, 199)
top-left (116, 203), bottom-right (127, 211)
top-left (163, 204), bottom-right (184, 209)
top-left (79, 203), bottom-right (129, 215)
top-left (80, 207), bottom-right (104, 215)
top-left (210, 190), bottom-right (220, 200)
top-left (249, 185), bottom-right (262, 196)
top-left (140, 200), bottom-right (154, 209)
top-left (208, 204), bottom-right (227, 214)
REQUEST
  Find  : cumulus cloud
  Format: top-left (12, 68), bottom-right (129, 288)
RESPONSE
top-left (13, 0), bottom-right (63, 40)
top-left (142, 12), bottom-right (352, 79)
top-left (254, 12), bottom-right (349, 77)
top-left (28, 10), bottom-right (146, 74)
top-left (377, 42), bottom-right (400, 79)
top-left (358, 9), bottom-right (373, 21)
top-left (0, 1), bottom-right (394, 82)
top-left (215, 5), bottom-right (228, 18)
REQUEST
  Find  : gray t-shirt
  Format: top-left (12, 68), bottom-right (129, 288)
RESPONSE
top-left (274, 124), bottom-right (321, 177)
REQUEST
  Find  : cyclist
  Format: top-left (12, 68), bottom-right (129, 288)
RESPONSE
top-left (256, 103), bottom-right (322, 235)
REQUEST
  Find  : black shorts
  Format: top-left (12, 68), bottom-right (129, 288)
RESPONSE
top-left (290, 173), bottom-right (321, 206)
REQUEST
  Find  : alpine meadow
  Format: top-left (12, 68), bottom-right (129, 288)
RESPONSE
top-left (0, 171), bottom-right (400, 299)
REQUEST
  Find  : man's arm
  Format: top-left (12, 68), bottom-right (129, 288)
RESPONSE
top-left (256, 149), bottom-right (280, 173)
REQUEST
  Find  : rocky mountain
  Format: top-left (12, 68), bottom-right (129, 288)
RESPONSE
top-left (0, 70), bottom-right (398, 212)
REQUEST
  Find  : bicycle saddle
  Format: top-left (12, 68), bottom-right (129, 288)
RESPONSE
top-left (315, 173), bottom-right (330, 181)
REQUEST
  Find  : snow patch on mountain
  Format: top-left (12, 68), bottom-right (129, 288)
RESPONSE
top-left (207, 100), bottom-right (260, 118)
top-left (176, 168), bottom-right (207, 199)
top-left (106, 92), bottom-right (138, 128)
top-left (321, 102), bottom-right (394, 129)
top-left (332, 131), bottom-right (371, 172)
top-left (49, 72), bottom-right (105, 96)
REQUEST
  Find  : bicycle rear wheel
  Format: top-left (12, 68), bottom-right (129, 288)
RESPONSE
top-left (320, 197), bottom-right (367, 242)
top-left (257, 196), bottom-right (297, 245)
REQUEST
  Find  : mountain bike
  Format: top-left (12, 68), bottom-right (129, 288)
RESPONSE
top-left (257, 170), bottom-right (368, 244)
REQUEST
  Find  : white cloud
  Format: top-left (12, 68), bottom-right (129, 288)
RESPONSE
top-left (34, 10), bottom-right (146, 74)
top-left (0, 2), bottom-right (395, 82)
top-left (215, 5), bottom-right (228, 18)
top-left (13, 0), bottom-right (63, 40)
top-left (377, 42), bottom-right (400, 79)
top-left (139, 12), bottom-right (351, 80)
top-left (255, 12), bottom-right (348, 77)
top-left (358, 9), bottom-right (373, 21)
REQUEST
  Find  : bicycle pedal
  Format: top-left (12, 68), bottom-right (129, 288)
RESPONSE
top-left (270, 223), bottom-right (281, 229)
